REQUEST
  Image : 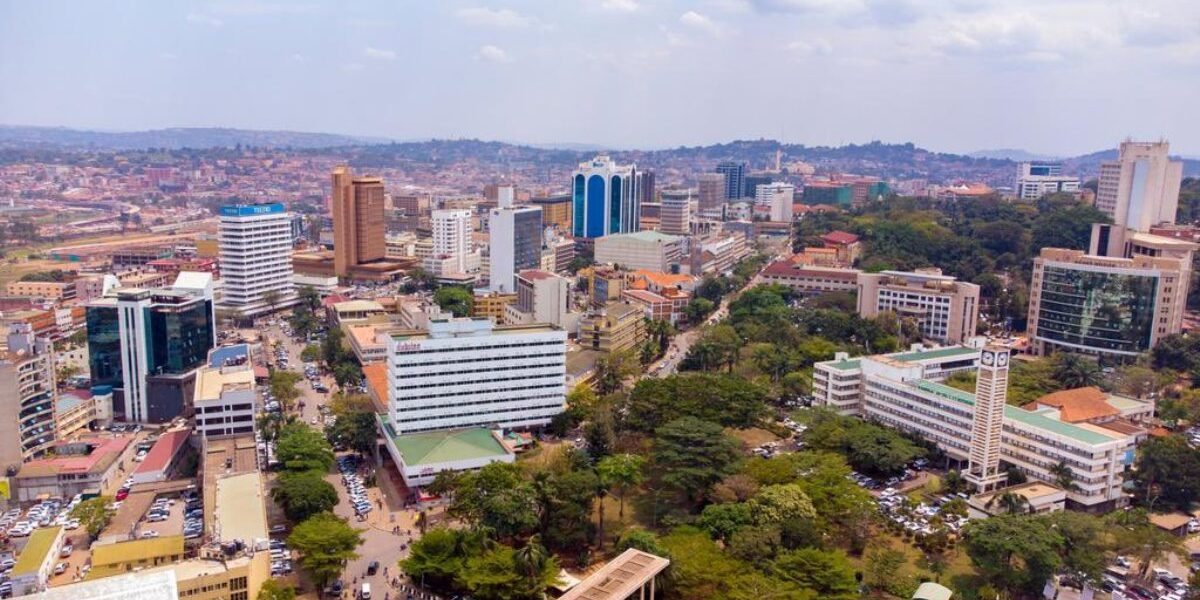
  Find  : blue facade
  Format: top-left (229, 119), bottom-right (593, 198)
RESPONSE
top-left (609, 176), bottom-right (622, 234)
top-left (586, 175), bottom-right (607, 238)
top-left (220, 203), bottom-right (285, 217)
top-left (572, 174), bottom-right (586, 237)
top-left (572, 157), bottom-right (641, 239)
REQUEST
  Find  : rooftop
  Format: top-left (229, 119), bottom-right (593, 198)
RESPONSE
top-left (558, 549), bottom-right (670, 600)
top-left (599, 230), bottom-right (683, 244)
top-left (1024, 387), bottom-right (1119, 423)
top-left (361, 363), bottom-right (389, 413)
top-left (890, 346), bottom-right (980, 363)
top-left (518, 269), bottom-right (558, 281)
top-left (134, 429), bottom-right (191, 475)
top-left (382, 424), bottom-right (511, 466)
top-left (207, 344), bottom-right (250, 368)
top-left (821, 230), bottom-right (860, 245)
top-left (33, 570), bottom-right (178, 600)
top-left (90, 536), bottom-right (185, 570)
top-left (12, 526), bottom-right (61, 576)
top-left (332, 300), bottom-right (385, 314)
top-left (195, 366), bottom-right (254, 402)
top-left (17, 436), bottom-right (133, 478)
top-left (215, 472), bottom-right (267, 543)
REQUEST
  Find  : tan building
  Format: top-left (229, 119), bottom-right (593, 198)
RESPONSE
top-left (332, 166), bottom-right (387, 277)
top-left (761, 261), bottom-right (860, 296)
top-left (697, 173), bottom-right (725, 212)
top-left (473, 291), bottom-right (517, 322)
top-left (531, 195), bottom-right (572, 232)
top-left (1096, 140), bottom-right (1182, 231)
top-left (594, 231), bottom-right (686, 273)
top-left (1027, 247), bottom-right (1190, 359)
top-left (5, 280), bottom-right (76, 301)
top-left (579, 302), bottom-right (647, 353)
top-left (88, 536), bottom-right (187, 579)
top-left (857, 268), bottom-right (980, 345)
top-left (0, 324), bottom-right (57, 470)
top-left (659, 189), bottom-right (693, 236)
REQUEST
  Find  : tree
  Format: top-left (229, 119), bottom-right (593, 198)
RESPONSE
top-left (747, 484), bottom-right (816, 526)
top-left (262, 288), bottom-right (283, 314)
top-left (400, 527), bottom-right (475, 590)
top-left (276, 423), bottom-right (335, 472)
top-left (685, 298), bottom-right (716, 323)
top-left (326, 410), bottom-right (377, 455)
top-left (985, 491), bottom-right (1031, 515)
top-left (862, 545), bottom-right (908, 597)
top-left (300, 344), bottom-right (321, 362)
top-left (257, 580), bottom-right (297, 600)
top-left (273, 469), bottom-right (339, 522)
top-left (434, 286), bottom-right (473, 318)
top-left (594, 349), bottom-right (639, 395)
top-left (1051, 353), bottom-right (1102, 389)
top-left (1109, 510), bottom-right (1186, 582)
top-left (772, 548), bottom-right (858, 599)
top-left (288, 512), bottom-right (362, 594)
top-left (269, 370), bottom-right (303, 410)
top-left (597, 454), bottom-right (645, 520)
top-left (1049, 461), bottom-right (1079, 493)
top-left (729, 525), bottom-right (784, 563)
top-left (459, 543), bottom-right (560, 600)
top-left (70, 496), bottom-right (114, 540)
top-left (1134, 435), bottom-right (1200, 511)
top-left (652, 417), bottom-right (742, 505)
top-left (699, 501), bottom-right (754, 542)
top-left (709, 473), bottom-right (760, 503)
top-left (963, 514), bottom-right (1063, 597)
top-left (616, 529), bottom-right (670, 558)
top-left (442, 462), bottom-right (538, 540)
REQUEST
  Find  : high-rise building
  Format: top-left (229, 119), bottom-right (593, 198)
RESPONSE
top-left (659, 189), bottom-right (693, 235)
top-left (856, 268), bottom-right (980, 345)
top-left (755, 182), bottom-right (795, 223)
top-left (743, 173), bottom-right (773, 199)
top-left (697, 173), bottom-right (725, 212)
top-left (1096, 140), bottom-right (1182, 231)
top-left (1016, 162), bottom-right (1079, 201)
top-left (331, 166), bottom-right (386, 277)
top-left (1026, 247), bottom-right (1192, 359)
top-left (966, 346), bottom-right (1009, 490)
top-left (384, 318), bottom-right (566, 434)
top-left (640, 169), bottom-right (656, 206)
top-left (431, 209), bottom-right (472, 274)
top-left (489, 186), bottom-right (544, 293)
top-left (572, 156), bottom-right (642, 239)
top-left (716, 161), bottom-right (746, 200)
top-left (217, 203), bottom-right (297, 317)
top-left (86, 272), bottom-right (216, 423)
top-left (0, 323), bottom-right (56, 471)
top-left (531, 194), bottom-right (572, 232)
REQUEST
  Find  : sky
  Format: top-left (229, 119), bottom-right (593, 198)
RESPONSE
top-left (1, 0), bottom-right (1198, 156)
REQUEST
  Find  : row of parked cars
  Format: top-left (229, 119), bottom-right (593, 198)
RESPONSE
top-left (269, 539), bottom-right (293, 576)
top-left (182, 489), bottom-right (203, 539)
top-left (877, 487), bottom-right (970, 536)
top-left (2, 495), bottom-right (83, 538)
top-left (339, 456), bottom-right (373, 517)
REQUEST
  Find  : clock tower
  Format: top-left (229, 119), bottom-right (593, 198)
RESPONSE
top-left (966, 345), bottom-right (1010, 491)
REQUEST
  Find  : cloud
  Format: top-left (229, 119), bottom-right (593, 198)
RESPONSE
top-left (597, 0), bottom-right (639, 12)
top-left (455, 7), bottom-right (541, 28)
top-left (476, 44), bottom-right (514, 64)
top-left (786, 38), bottom-right (833, 58)
top-left (341, 62), bottom-right (365, 72)
top-left (362, 47), bottom-right (397, 60)
top-left (186, 13), bottom-right (224, 27)
top-left (679, 11), bottom-right (728, 37)
top-left (205, 2), bottom-right (318, 16)
top-left (290, 54), bottom-right (307, 63)
top-left (749, 0), bottom-right (865, 16)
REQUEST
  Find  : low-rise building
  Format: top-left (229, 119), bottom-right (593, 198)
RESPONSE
top-left (857, 268), bottom-right (980, 345)
top-left (5, 280), bottom-right (77, 302)
top-left (329, 300), bottom-right (387, 325)
top-left (814, 345), bottom-right (981, 416)
top-left (9, 526), bottom-right (65, 596)
top-left (473, 291), bottom-right (517, 323)
top-left (504, 270), bottom-right (579, 330)
top-left (130, 428), bottom-right (191, 484)
top-left (820, 230), bottom-right (862, 265)
top-left (557, 549), bottom-right (670, 600)
top-left (87, 536), bottom-right (187, 580)
top-left (621, 289), bottom-right (676, 324)
top-left (380, 425), bottom-right (515, 488)
top-left (12, 435), bottom-right (135, 502)
top-left (579, 302), bottom-right (647, 354)
top-left (968, 482), bottom-right (1067, 518)
top-left (760, 261), bottom-right (860, 296)
top-left (594, 231), bottom-right (686, 273)
top-left (194, 359), bottom-right (257, 439)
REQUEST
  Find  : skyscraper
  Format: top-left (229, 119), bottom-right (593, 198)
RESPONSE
top-left (571, 155), bottom-right (641, 239)
top-left (331, 166), bottom-right (386, 277)
top-left (697, 173), bottom-right (725, 212)
top-left (1096, 140), bottom-right (1182, 231)
top-left (659, 189), bottom-right (692, 236)
top-left (0, 323), bottom-right (56, 470)
top-left (716, 161), bottom-right (746, 200)
top-left (432, 209), bottom-right (472, 274)
top-left (639, 169), bottom-right (656, 206)
top-left (217, 203), bottom-right (297, 317)
top-left (489, 186), bottom-right (544, 293)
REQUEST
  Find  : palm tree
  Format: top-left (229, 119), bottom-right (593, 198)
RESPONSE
top-left (514, 535), bottom-right (549, 581)
top-left (985, 492), bottom-right (1030, 515)
top-left (597, 454), bottom-right (646, 521)
top-left (1049, 461), bottom-right (1079, 492)
top-left (1052, 353), bottom-right (1102, 389)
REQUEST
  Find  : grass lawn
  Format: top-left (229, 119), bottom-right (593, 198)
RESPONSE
top-left (851, 532), bottom-right (983, 599)
top-left (725, 426), bottom-right (781, 448)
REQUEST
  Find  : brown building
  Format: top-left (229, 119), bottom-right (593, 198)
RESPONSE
top-left (531, 195), bottom-right (572, 232)
top-left (697, 173), bottom-right (725, 212)
top-left (332, 166), bottom-right (387, 277)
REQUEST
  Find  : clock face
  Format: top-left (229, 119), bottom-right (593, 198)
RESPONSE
top-left (981, 351), bottom-right (995, 366)
top-left (997, 352), bottom-right (1009, 367)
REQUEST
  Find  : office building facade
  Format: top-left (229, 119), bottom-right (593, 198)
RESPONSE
top-left (331, 166), bottom-right (387, 277)
top-left (385, 318), bottom-right (567, 434)
top-left (489, 187), bottom-right (544, 293)
top-left (572, 156), bottom-right (642, 239)
top-left (658, 189), bottom-right (693, 236)
top-left (697, 173), bottom-right (725, 213)
top-left (755, 182), bottom-right (795, 223)
top-left (856, 269), bottom-right (980, 345)
top-left (431, 209), bottom-right (472, 275)
top-left (531, 195), bottom-right (572, 232)
top-left (1026, 247), bottom-right (1190, 359)
top-left (0, 324), bottom-right (57, 471)
top-left (594, 231), bottom-right (686, 273)
top-left (1016, 162), bottom-right (1080, 201)
top-left (217, 204), bottom-right (297, 317)
top-left (716, 161), bottom-right (746, 200)
top-left (1096, 140), bottom-right (1182, 231)
top-left (86, 273), bottom-right (216, 422)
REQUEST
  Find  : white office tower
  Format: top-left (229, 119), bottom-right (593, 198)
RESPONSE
top-left (217, 203), bottom-right (297, 317)
top-left (756, 182), bottom-right (795, 223)
top-left (489, 187), bottom-right (544, 293)
top-left (659, 189), bottom-right (693, 236)
top-left (1016, 162), bottom-right (1080, 200)
top-left (386, 318), bottom-right (567, 434)
top-left (966, 346), bottom-right (1010, 491)
top-left (432, 209), bottom-right (472, 274)
top-left (1096, 140), bottom-right (1182, 231)
top-left (572, 155), bottom-right (641, 239)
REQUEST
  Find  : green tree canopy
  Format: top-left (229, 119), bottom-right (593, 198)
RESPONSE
top-left (275, 423), bottom-right (335, 472)
top-left (288, 512), bottom-right (363, 592)
top-left (652, 417), bottom-right (743, 505)
top-left (273, 469), bottom-right (339, 522)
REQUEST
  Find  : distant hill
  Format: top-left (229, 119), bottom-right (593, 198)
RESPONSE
top-left (969, 148), bottom-right (1058, 162)
top-left (1062, 149), bottom-right (1200, 179)
top-left (0, 125), bottom-right (391, 150)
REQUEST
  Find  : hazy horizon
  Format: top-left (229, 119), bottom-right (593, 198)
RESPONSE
top-left (2, 0), bottom-right (1198, 156)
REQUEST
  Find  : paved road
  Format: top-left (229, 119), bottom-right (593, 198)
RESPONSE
top-left (258, 322), bottom-right (334, 424)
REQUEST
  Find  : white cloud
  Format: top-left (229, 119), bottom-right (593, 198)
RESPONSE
top-left (186, 13), bottom-right (224, 27)
top-left (341, 62), bottom-right (365, 72)
top-left (598, 0), bottom-right (640, 13)
top-left (455, 7), bottom-right (541, 28)
top-left (476, 44), bottom-right (514, 64)
top-left (679, 11), bottom-right (728, 37)
top-left (750, 0), bottom-right (866, 16)
top-left (206, 2), bottom-right (317, 16)
top-left (786, 38), bottom-right (833, 58)
top-left (362, 47), bottom-right (397, 61)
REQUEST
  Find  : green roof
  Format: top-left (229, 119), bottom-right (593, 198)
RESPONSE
top-left (891, 346), bottom-right (980, 363)
top-left (826, 359), bottom-right (861, 371)
top-left (382, 420), bottom-right (510, 466)
top-left (911, 381), bottom-right (1119, 445)
top-left (12, 526), bottom-right (61, 576)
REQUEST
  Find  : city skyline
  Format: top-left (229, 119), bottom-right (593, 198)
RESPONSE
top-left (1, 1), bottom-right (1198, 156)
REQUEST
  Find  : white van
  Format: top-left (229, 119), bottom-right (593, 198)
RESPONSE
top-left (360, 583), bottom-right (371, 599)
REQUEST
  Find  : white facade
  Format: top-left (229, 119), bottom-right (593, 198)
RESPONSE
top-left (594, 231), bottom-right (686, 273)
top-left (217, 204), bottom-right (297, 317)
top-left (193, 364), bottom-right (257, 439)
top-left (432, 209), bottom-right (472, 274)
top-left (857, 269), bottom-right (980, 345)
top-left (814, 346), bottom-right (1138, 507)
top-left (572, 155), bottom-right (642, 239)
top-left (813, 345), bottom-right (981, 417)
top-left (659, 189), bottom-right (693, 236)
top-left (1016, 162), bottom-right (1080, 201)
top-left (1096, 140), bottom-right (1183, 231)
top-left (755, 182), bottom-right (795, 223)
top-left (488, 189), bottom-right (543, 293)
top-left (506, 270), bottom-right (579, 330)
top-left (386, 318), bottom-right (567, 434)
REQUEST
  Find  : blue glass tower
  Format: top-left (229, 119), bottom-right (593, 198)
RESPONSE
top-left (571, 156), bottom-right (641, 239)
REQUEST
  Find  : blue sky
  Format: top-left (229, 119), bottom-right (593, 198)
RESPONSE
top-left (1, 0), bottom-right (1198, 155)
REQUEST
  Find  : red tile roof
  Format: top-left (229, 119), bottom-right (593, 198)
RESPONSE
top-left (821, 230), bottom-right (859, 245)
top-left (1024, 387), bottom-right (1119, 423)
top-left (19, 436), bottom-right (133, 477)
top-left (134, 429), bottom-right (191, 474)
top-left (518, 269), bottom-right (555, 281)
